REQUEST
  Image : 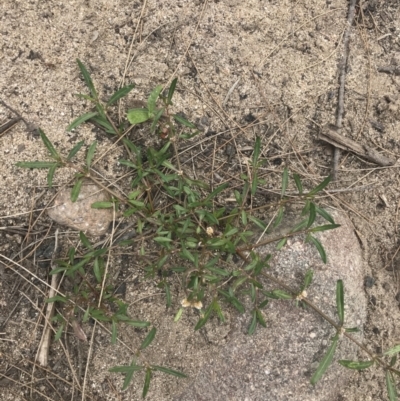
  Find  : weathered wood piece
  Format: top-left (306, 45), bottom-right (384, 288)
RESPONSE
top-left (319, 124), bottom-right (395, 167)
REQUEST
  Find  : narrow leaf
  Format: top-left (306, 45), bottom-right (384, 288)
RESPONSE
top-left (142, 368), bottom-right (152, 398)
top-left (152, 365), bottom-right (187, 378)
top-left (39, 129), bottom-right (59, 160)
top-left (77, 59), bottom-right (97, 98)
top-left (307, 235), bottom-right (327, 263)
top-left (309, 224), bottom-right (341, 233)
top-left (310, 336), bottom-right (338, 385)
top-left (67, 141), bottom-right (85, 160)
top-left (385, 345), bottom-right (400, 357)
top-left (16, 161), bottom-right (58, 169)
top-left (71, 178), bottom-right (84, 202)
top-left (315, 206), bottom-right (335, 224)
top-left (252, 136), bottom-right (261, 166)
top-left (86, 140), bottom-right (97, 168)
top-left (79, 231), bottom-right (93, 249)
top-left (167, 78), bottom-right (178, 104)
top-left (107, 83), bottom-right (135, 106)
top-left (303, 270), bottom-right (314, 290)
top-left (293, 173), bottom-right (303, 194)
top-left (91, 201), bottom-right (114, 209)
top-left (54, 323), bottom-right (65, 342)
top-left (248, 310), bottom-right (257, 335)
top-left (256, 309), bottom-right (267, 328)
top-left (386, 371), bottom-right (398, 401)
top-left (338, 360), bottom-right (374, 370)
top-left (140, 327), bottom-right (157, 350)
top-left (111, 320), bottom-right (117, 344)
top-left (307, 202), bottom-right (316, 228)
top-left (173, 114), bottom-right (196, 128)
top-left (147, 85), bottom-right (163, 115)
top-left (307, 175), bottom-right (331, 196)
top-left (336, 280), bottom-right (344, 325)
top-left (47, 164), bottom-right (58, 187)
top-left (281, 167), bottom-right (289, 197)
top-left (67, 111), bottom-right (98, 131)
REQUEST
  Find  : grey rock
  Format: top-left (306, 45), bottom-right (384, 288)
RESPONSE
top-left (47, 182), bottom-right (113, 236)
top-left (174, 211), bottom-right (366, 401)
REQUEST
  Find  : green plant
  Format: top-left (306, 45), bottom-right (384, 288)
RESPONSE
top-left (16, 59), bottom-right (400, 400)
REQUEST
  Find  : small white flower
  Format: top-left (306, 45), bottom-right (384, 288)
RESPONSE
top-left (206, 227), bottom-right (214, 236)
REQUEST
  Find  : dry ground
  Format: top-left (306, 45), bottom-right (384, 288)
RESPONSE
top-left (1, 0), bottom-right (400, 400)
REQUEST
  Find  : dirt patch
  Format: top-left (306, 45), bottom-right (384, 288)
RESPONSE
top-left (1, 0), bottom-right (400, 400)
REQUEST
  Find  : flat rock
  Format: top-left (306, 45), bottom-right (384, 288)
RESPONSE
top-left (174, 210), bottom-right (366, 401)
top-left (47, 182), bottom-right (113, 236)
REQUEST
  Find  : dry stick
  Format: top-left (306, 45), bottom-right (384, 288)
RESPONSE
top-left (37, 229), bottom-right (59, 366)
top-left (81, 206), bottom-right (116, 401)
top-left (333, 0), bottom-right (357, 180)
top-left (320, 124), bottom-right (395, 166)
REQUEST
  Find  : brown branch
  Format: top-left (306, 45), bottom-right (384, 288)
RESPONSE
top-left (333, 0), bottom-right (358, 180)
top-left (320, 124), bottom-right (395, 167)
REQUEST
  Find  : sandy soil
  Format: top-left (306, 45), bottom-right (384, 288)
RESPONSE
top-left (1, 0), bottom-right (400, 400)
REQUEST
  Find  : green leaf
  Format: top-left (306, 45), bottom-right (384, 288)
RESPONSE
top-left (150, 108), bottom-right (165, 132)
top-left (248, 310), bottom-right (257, 335)
top-left (67, 111), bottom-right (98, 132)
top-left (309, 224), bottom-right (341, 233)
top-left (386, 371), bottom-right (398, 401)
top-left (91, 201), bottom-right (114, 209)
top-left (93, 257), bottom-right (103, 283)
top-left (79, 231), bottom-right (93, 249)
top-left (140, 327), bottom-right (157, 350)
top-left (252, 136), bottom-right (261, 166)
top-left (310, 336), bottom-right (338, 385)
top-left (291, 218), bottom-right (308, 232)
top-left (147, 85), bottom-right (163, 115)
top-left (54, 322), bottom-right (65, 341)
top-left (315, 206), bottom-right (335, 224)
top-left (16, 161), bottom-right (59, 169)
top-left (126, 320), bottom-right (150, 328)
top-left (336, 280), bottom-right (344, 325)
top-left (67, 141), bottom-right (85, 160)
top-left (281, 167), bottom-right (289, 197)
top-left (71, 177), bottom-right (84, 202)
top-left (127, 108), bottom-right (150, 125)
top-left (338, 360), bottom-right (374, 370)
top-left (107, 83), bottom-right (135, 106)
top-left (91, 114), bottom-right (117, 134)
top-left (111, 320), bottom-right (118, 344)
top-left (268, 289), bottom-right (292, 300)
top-left (385, 345), bottom-right (400, 357)
top-left (251, 174), bottom-right (258, 196)
top-left (195, 304), bottom-right (213, 331)
top-left (77, 59), bottom-right (97, 99)
top-left (173, 114), bottom-right (196, 128)
top-left (307, 202), bottom-right (316, 228)
top-left (154, 237), bottom-right (172, 243)
top-left (167, 78), bottom-right (178, 104)
top-left (256, 309), bottom-right (266, 328)
top-left (293, 173), bottom-right (303, 194)
top-left (276, 237), bottom-right (287, 250)
top-left (302, 270), bottom-right (314, 290)
top-left (307, 235), bottom-right (327, 263)
top-left (46, 295), bottom-right (69, 303)
top-left (274, 206), bottom-right (284, 228)
top-left (152, 365), bottom-right (187, 378)
top-left (142, 368), bottom-right (152, 398)
top-left (47, 163), bottom-right (58, 187)
top-left (205, 182), bottom-right (229, 201)
top-left (307, 175), bottom-right (331, 196)
top-left (39, 129), bottom-right (59, 160)
top-left (345, 327), bottom-right (360, 333)
top-left (109, 362), bottom-right (143, 391)
top-left (86, 140), bottom-right (97, 169)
